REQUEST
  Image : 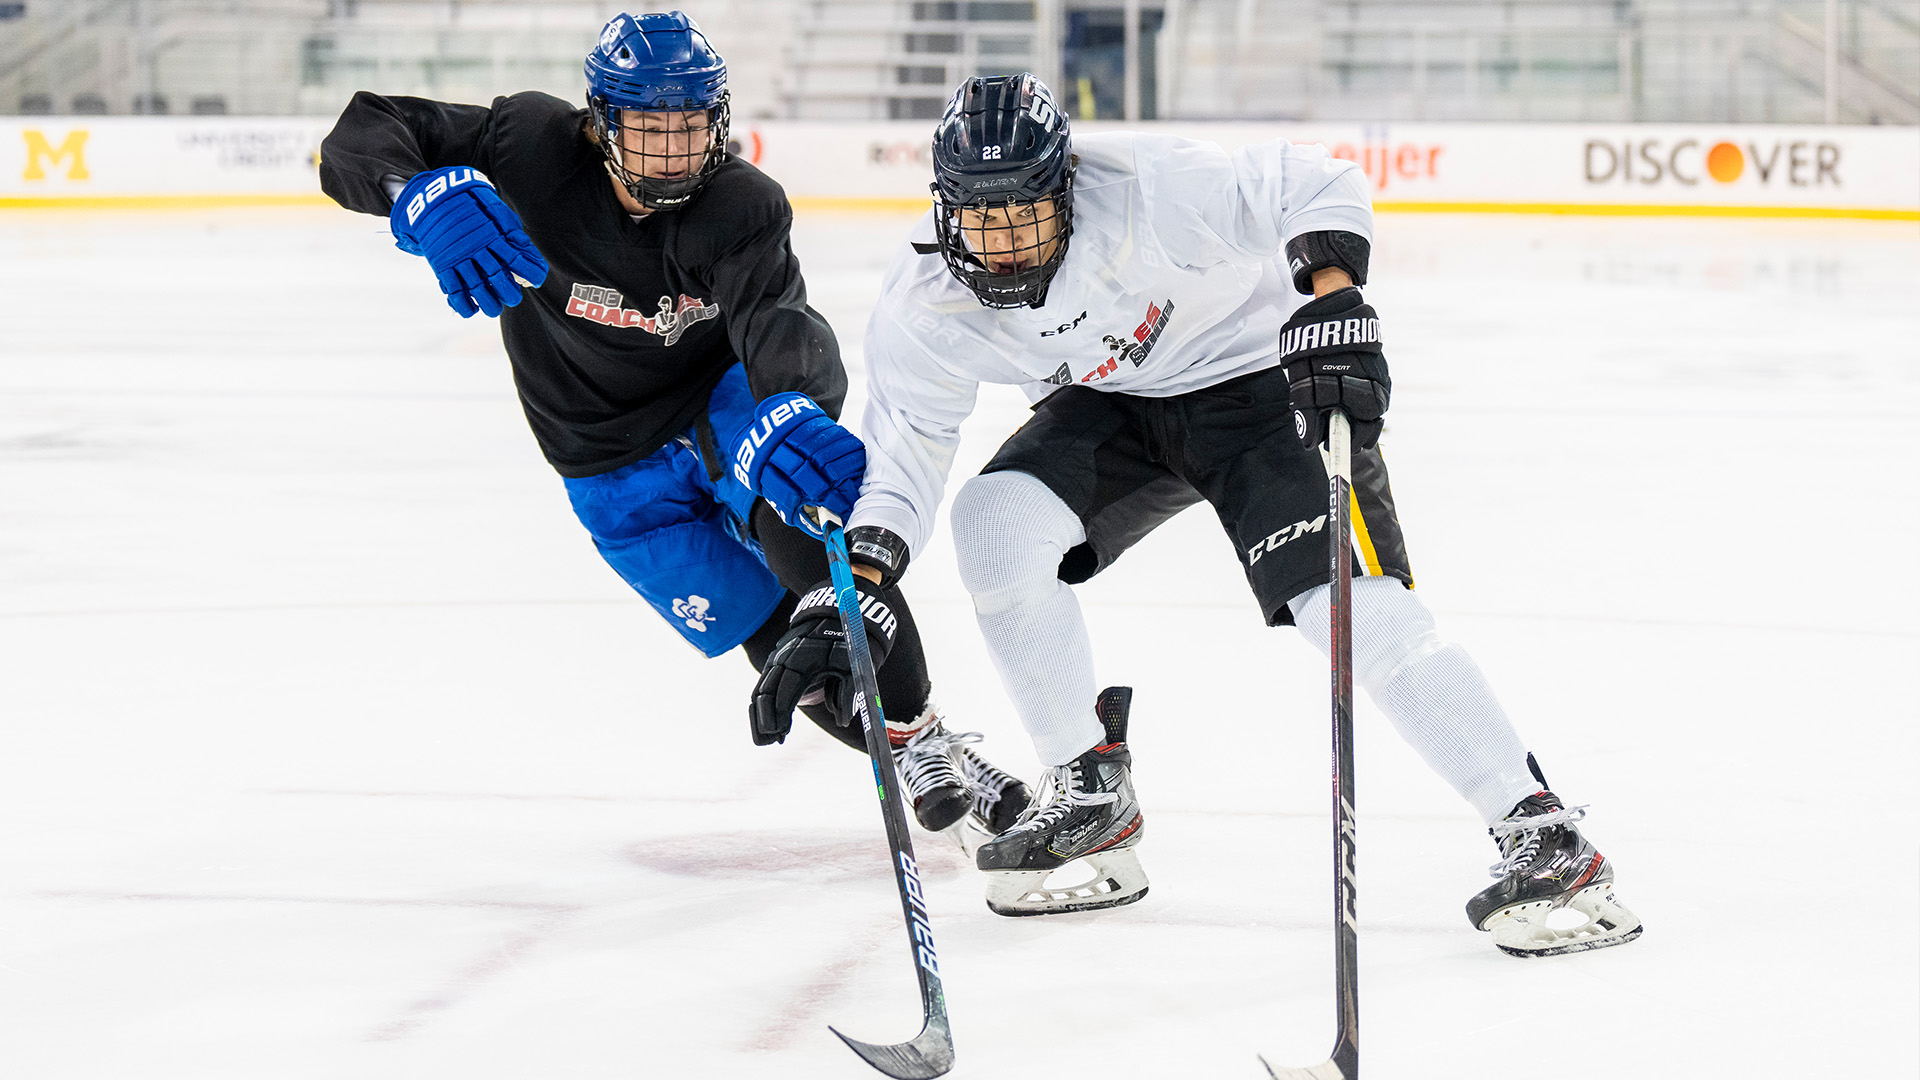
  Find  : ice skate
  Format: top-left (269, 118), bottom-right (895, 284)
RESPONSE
top-left (958, 738), bottom-right (1031, 832)
top-left (1467, 790), bottom-right (1643, 957)
top-left (935, 735), bottom-right (1033, 857)
top-left (890, 708), bottom-right (973, 833)
top-left (975, 686), bottom-right (1147, 916)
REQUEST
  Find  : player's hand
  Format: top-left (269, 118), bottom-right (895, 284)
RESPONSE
top-left (389, 167), bottom-right (550, 318)
top-left (1278, 286), bottom-right (1390, 450)
top-left (749, 578), bottom-right (899, 745)
top-left (731, 394), bottom-right (866, 540)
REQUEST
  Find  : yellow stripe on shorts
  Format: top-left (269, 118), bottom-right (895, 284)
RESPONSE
top-left (1348, 488), bottom-right (1384, 577)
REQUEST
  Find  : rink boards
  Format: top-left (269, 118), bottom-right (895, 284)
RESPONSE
top-left (2, 115), bottom-right (1916, 219)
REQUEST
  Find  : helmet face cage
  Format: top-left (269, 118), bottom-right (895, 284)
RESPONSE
top-left (931, 179), bottom-right (1074, 310)
top-left (929, 73), bottom-right (1075, 309)
top-left (584, 12), bottom-right (730, 211)
top-left (589, 95), bottom-right (731, 211)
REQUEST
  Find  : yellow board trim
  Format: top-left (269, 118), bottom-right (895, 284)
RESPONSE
top-left (0, 193), bottom-right (336, 210)
top-left (1372, 200), bottom-right (1920, 221)
top-left (1, 193), bottom-right (1912, 220)
top-left (789, 195), bottom-right (932, 214)
top-left (1348, 487), bottom-right (1385, 578)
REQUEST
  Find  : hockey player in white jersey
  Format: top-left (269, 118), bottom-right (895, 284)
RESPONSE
top-left (841, 73), bottom-right (1641, 956)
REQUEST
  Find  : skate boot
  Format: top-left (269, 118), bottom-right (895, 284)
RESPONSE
top-left (958, 740), bottom-right (1031, 833)
top-left (936, 735), bottom-right (1034, 858)
top-left (975, 686), bottom-right (1147, 916)
top-left (890, 706), bottom-right (972, 833)
top-left (1467, 787), bottom-right (1643, 957)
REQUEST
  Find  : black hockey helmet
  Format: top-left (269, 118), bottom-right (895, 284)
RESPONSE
top-left (584, 11), bottom-right (730, 210)
top-left (930, 73), bottom-right (1074, 309)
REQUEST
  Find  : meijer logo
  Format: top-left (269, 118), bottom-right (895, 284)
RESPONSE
top-left (21, 129), bottom-right (90, 180)
top-left (1327, 133), bottom-right (1446, 192)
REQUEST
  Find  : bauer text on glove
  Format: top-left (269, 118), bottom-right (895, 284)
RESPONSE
top-left (389, 167), bottom-right (550, 319)
top-left (730, 393), bottom-right (866, 540)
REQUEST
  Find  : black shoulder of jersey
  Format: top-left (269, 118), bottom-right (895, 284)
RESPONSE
top-left (688, 157), bottom-right (790, 228)
top-left (663, 158), bottom-right (792, 264)
top-left (490, 90), bottom-right (588, 126)
top-left (483, 90), bottom-right (595, 195)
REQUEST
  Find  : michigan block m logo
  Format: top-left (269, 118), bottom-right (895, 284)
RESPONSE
top-left (22, 130), bottom-right (90, 180)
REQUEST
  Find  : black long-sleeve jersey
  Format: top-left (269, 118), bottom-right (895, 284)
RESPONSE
top-left (319, 90), bottom-right (846, 478)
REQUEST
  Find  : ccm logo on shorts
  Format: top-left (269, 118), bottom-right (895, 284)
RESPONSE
top-left (1247, 514), bottom-right (1328, 565)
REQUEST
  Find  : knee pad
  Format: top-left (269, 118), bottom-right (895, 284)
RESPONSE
top-left (1289, 577), bottom-right (1448, 695)
top-left (952, 471), bottom-right (1086, 612)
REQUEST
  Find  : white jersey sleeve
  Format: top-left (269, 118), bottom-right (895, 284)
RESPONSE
top-left (848, 294), bottom-right (981, 559)
top-left (1131, 135), bottom-right (1374, 269)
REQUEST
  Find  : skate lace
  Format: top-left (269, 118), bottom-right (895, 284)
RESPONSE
top-left (1487, 803), bottom-right (1588, 877)
top-left (955, 738), bottom-right (1016, 791)
top-left (1007, 761), bottom-right (1115, 834)
top-left (894, 724), bottom-right (974, 798)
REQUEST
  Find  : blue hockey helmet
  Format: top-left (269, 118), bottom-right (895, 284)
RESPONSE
top-left (930, 73), bottom-right (1075, 309)
top-left (585, 11), bottom-right (730, 210)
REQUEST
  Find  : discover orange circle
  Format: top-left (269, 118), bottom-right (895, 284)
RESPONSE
top-left (1707, 142), bottom-right (1744, 183)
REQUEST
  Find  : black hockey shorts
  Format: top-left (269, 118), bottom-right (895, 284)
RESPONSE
top-left (979, 363), bottom-right (1414, 627)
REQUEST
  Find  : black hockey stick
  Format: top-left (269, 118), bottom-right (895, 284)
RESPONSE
top-left (810, 509), bottom-right (954, 1080)
top-left (1262, 409), bottom-right (1360, 1080)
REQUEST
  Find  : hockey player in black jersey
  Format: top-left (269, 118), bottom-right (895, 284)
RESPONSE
top-left (316, 11), bottom-right (1028, 839)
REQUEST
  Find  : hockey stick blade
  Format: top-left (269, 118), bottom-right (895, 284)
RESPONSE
top-left (830, 1014), bottom-right (955, 1080)
top-left (1259, 1055), bottom-right (1346, 1080)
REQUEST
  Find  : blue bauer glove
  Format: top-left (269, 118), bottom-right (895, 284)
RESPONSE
top-left (730, 393), bottom-right (867, 540)
top-left (389, 167), bottom-right (550, 318)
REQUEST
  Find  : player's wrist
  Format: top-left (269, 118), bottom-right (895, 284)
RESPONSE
top-left (1310, 267), bottom-right (1353, 297)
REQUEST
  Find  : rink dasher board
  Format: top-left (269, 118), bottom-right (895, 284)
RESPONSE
top-left (3, 116), bottom-right (1915, 220)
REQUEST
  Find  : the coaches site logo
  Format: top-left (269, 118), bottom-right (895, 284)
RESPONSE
top-left (1585, 137), bottom-right (1840, 188)
top-left (672, 595), bottom-right (714, 632)
top-left (1082, 299), bottom-right (1175, 383)
top-left (566, 284), bottom-right (720, 344)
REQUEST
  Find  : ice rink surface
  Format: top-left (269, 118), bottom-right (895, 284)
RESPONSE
top-left (1, 204), bottom-right (1916, 1079)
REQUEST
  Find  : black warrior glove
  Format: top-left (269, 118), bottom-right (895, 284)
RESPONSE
top-left (749, 578), bottom-right (900, 745)
top-left (1278, 286), bottom-right (1390, 450)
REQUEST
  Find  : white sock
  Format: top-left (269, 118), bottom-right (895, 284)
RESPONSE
top-left (951, 470), bottom-right (1104, 766)
top-left (1290, 578), bottom-right (1541, 825)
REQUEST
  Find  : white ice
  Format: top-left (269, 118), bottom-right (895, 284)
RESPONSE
top-left (1, 205), bottom-right (1915, 1080)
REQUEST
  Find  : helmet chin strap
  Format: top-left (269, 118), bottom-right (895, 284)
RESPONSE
top-left (603, 158), bottom-right (650, 212)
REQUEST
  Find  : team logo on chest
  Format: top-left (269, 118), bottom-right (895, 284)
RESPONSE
top-left (566, 283), bottom-right (720, 345)
top-left (1080, 298), bottom-right (1175, 383)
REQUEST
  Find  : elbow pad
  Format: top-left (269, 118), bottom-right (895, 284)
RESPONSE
top-left (1285, 231), bottom-right (1371, 295)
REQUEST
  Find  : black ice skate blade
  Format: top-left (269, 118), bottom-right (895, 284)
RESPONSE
top-left (1496, 923), bottom-right (1644, 958)
top-left (985, 885), bottom-right (1149, 918)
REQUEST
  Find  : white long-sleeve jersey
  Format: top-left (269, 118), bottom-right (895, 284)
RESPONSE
top-left (850, 131), bottom-right (1374, 558)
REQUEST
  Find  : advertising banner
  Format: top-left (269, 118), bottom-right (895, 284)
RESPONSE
top-left (4, 115), bottom-right (1914, 219)
top-left (1, 117), bottom-right (333, 207)
top-left (742, 120), bottom-right (1919, 218)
